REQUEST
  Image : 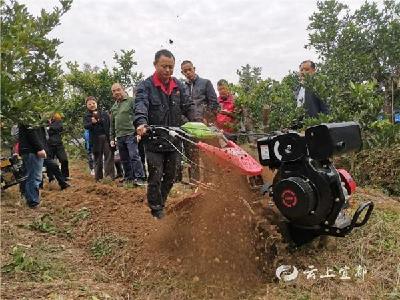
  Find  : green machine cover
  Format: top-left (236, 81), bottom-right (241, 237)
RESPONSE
top-left (181, 122), bottom-right (217, 139)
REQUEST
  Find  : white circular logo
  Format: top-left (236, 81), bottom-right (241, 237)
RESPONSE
top-left (276, 265), bottom-right (299, 282)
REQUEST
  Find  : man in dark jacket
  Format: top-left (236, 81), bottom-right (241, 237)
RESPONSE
top-left (295, 60), bottom-right (329, 118)
top-left (180, 60), bottom-right (220, 182)
top-left (135, 49), bottom-right (199, 219)
top-left (47, 112), bottom-right (69, 180)
top-left (181, 60), bottom-right (219, 122)
top-left (18, 124), bottom-right (47, 207)
top-left (84, 96), bottom-right (115, 181)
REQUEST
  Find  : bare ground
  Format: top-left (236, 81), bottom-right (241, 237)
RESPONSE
top-left (1, 158), bottom-right (399, 300)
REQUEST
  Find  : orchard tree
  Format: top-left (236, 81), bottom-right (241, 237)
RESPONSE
top-left (62, 50), bottom-right (143, 148)
top-left (234, 64), bottom-right (303, 132)
top-left (64, 49), bottom-right (143, 111)
top-left (0, 0), bottom-right (72, 136)
top-left (112, 49), bottom-right (144, 94)
top-left (307, 0), bottom-right (400, 119)
top-left (236, 64), bottom-right (262, 93)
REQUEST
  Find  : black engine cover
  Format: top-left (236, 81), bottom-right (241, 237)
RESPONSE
top-left (273, 177), bottom-right (316, 221)
top-left (273, 158), bottom-right (344, 227)
top-left (305, 122), bottom-right (362, 160)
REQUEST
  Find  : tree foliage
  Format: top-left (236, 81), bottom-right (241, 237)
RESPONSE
top-left (307, 0), bottom-right (400, 114)
top-left (112, 49), bottom-right (144, 94)
top-left (1, 0), bottom-right (72, 133)
top-left (236, 64), bottom-right (262, 93)
top-left (233, 0), bottom-right (399, 134)
top-left (61, 50), bottom-right (143, 148)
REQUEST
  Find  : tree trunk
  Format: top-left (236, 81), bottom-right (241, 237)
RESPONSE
top-left (262, 104), bottom-right (271, 132)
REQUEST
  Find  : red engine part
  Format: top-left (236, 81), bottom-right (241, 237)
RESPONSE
top-left (337, 169), bottom-right (357, 194)
top-left (197, 140), bottom-right (263, 176)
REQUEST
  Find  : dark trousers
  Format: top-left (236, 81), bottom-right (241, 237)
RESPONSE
top-left (115, 160), bottom-right (124, 177)
top-left (175, 141), bottom-right (184, 182)
top-left (146, 150), bottom-right (179, 211)
top-left (20, 153), bottom-right (43, 205)
top-left (48, 144), bottom-right (69, 178)
top-left (93, 134), bottom-right (115, 181)
top-left (186, 142), bottom-right (200, 181)
top-left (138, 140), bottom-right (147, 179)
top-left (117, 134), bottom-right (145, 181)
top-left (44, 159), bottom-right (68, 188)
top-left (87, 151), bottom-right (94, 170)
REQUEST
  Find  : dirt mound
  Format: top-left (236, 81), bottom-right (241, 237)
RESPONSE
top-left (144, 155), bottom-right (286, 286)
top-left (12, 157), bottom-right (288, 295)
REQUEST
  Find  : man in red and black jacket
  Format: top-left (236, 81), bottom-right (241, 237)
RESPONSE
top-left (135, 49), bottom-right (199, 219)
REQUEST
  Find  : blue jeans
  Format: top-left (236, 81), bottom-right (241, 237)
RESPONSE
top-left (117, 134), bottom-right (145, 181)
top-left (20, 153), bottom-right (44, 206)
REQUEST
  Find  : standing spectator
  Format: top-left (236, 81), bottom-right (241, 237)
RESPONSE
top-left (110, 83), bottom-right (145, 186)
top-left (181, 60), bottom-right (219, 123)
top-left (181, 60), bottom-right (220, 183)
top-left (18, 123), bottom-right (47, 208)
top-left (295, 60), bottom-right (329, 118)
top-left (43, 154), bottom-right (70, 190)
top-left (83, 96), bottom-right (115, 181)
top-left (135, 49), bottom-right (198, 219)
top-left (216, 79), bottom-right (237, 141)
top-left (47, 112), bottom-right (70, 180)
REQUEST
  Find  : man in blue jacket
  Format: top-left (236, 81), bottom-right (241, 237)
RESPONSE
top-left (135, 49), bottom-right (199, 219)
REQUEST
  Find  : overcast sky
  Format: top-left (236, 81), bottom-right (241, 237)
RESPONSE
top-left (21, 0), bottom-right (373, 85)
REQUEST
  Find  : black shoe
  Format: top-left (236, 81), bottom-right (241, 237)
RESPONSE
top-left (151, 209), bottom-right (165, 220)
top-left (60, 183), bottom-right (71, 190)
top-left (27, 202), bottom-right (39, 208)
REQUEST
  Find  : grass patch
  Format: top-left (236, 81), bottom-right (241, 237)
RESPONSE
top-left (90, 234), bottom-right (126, 260)
top-left (28, 214), bottom-right (57, 234)
top-left (268, 202), bottom-right (400, 300)
top-left (1, 245), bottom-right (66, 282)
top-left (28, 213), bottom-right (74, 239)
top-left (71, 207), bottom-right (91, 224)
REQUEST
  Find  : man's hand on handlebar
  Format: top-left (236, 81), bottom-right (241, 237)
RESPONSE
top-left (136, 124), bottom-right (148, 136)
